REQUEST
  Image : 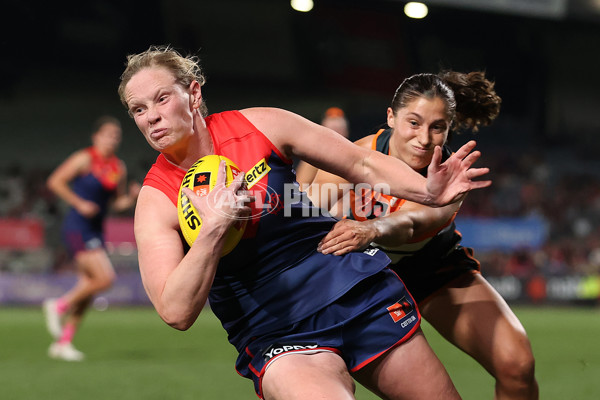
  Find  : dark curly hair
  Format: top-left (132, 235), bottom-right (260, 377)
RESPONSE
top-left (390, 71), bottom-right (501, 134)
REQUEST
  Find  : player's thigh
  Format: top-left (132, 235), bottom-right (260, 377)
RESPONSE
top-left (262, 352), bottom-right (355, 400)
top-left (75, 248), bottom-right (115, 281)
top-left (353, 330), bottom-right (459, 400)
top-left (421, 273), bottom-right (531, 372)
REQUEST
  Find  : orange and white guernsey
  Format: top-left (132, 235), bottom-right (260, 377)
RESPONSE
top-left (344, 128), bottom-right (460, 264)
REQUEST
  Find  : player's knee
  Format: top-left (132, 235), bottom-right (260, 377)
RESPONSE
top-left (94, 271), bottom-right (116, 292)
top-left (495, 337), bottom-right (536, 388)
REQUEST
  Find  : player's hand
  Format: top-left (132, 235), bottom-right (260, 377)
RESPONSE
top-left (128, 181), bottom-right (142, 199)
top-left (426, 140), bottom-right (491, 207)
top-left (76, 199), bottom-right (100, 218)
top-left (182, 161), bottom-right (254, 231)
top-left (317, 219), bottom-right (376, 256)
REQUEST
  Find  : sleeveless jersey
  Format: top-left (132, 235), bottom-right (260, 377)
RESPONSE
top-left (345, 128), bottom-right (462, 263)
top-left (143, 111), bottom-right (391, 351)
top-left (62, 147), bottom-right (122, 239)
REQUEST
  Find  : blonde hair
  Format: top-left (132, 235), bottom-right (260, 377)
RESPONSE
top-left (118, 45), bottom-right (208, 117)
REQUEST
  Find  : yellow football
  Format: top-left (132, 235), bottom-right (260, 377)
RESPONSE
top-left (177, 155), bottom-right (247, 256)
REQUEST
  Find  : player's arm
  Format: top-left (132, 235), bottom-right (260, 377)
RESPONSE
top-left (111, 161), bottom-right (141, 212)
top-left (47, 150), bottom-right (99, 218)
top-left (306, 135), bottom-right (374, 210)
top-left (242, 107), bottom-right (489, 207)
top-left (318, 198), bottom-right (463, 256)
top-left (135, 163), bottom-right (250, 330)
top-left (294, 160), bottom-right (318, 192)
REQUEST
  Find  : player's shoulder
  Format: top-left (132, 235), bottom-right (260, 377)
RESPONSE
top-left (239, 107), bottom-right (290, 121)
top-left (64, 148), bottom-right (93, 171)
top-left (354, 134), bottom-right (376, 149)
top-left (135, 185), bottom-right (178, 226)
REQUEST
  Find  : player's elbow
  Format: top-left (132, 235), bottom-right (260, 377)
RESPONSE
top-left (168, 320), bottom-right (193, 331)
top-left (163, 315), bottom-right (194, 331)
top-left (46, 176), bottom-right (59, 194)
top-left (160, 308), bottom-right (198, 331)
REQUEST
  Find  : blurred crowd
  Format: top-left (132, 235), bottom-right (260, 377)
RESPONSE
top-left (1, 149), bottom-right (600, 279)
top-left (460, 149), bottom-right (600, 279)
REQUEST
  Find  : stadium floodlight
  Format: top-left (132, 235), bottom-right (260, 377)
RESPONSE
top-left (405, 2), bottom-right (429, 19)
top-left (291, 0), bottom-right (314, 13)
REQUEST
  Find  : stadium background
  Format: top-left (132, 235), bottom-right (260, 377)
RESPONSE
top-left (0, 1), bottom-right (599, 398)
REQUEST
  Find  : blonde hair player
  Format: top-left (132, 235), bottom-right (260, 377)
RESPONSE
top-left (119, 45), bottom-right (491, 399)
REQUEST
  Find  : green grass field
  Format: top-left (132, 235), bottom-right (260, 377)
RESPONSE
top-left (1, 305), bottom-right (598, 399)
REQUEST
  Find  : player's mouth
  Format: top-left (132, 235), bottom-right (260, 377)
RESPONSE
top-left (411, 145), bottom-right (431, 155)
top-left (150, 128), bottom-right (167, 140)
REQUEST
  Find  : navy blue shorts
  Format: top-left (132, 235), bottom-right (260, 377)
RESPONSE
top-left (235, 268), bottom-right (421, 398)
top-left (62, 228), bottom-right (104, 257)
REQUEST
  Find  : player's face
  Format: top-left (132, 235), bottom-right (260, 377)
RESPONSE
top-left (387, 96), bottom-right (450, 171)
top-left (124, 67), bottom-right (197, 154)
top-left (321, 117), bottom-right (349, 138)
top-left (93, 123), bottom-right (122, 156)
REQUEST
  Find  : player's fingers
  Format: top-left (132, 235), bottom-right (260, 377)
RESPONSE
top-left (182, 187), bottom-right (195, 199)
top-left (229, 169), bottom-right (247, 192)
top-left (319, 231), bottom-right (357, 255)
top-left (428, 145), bottom-right (443, 172)
top-left (452, 140), bottom-right (477, 160)
top-left (318, 229), bottom-right (347, 252)
top-left (468, 179), bottom-right (492, 189)
top-left (215, 160), bottom-right (227, 186)
top-left (332, 246), bottom-right (353, 256)
top-left (321, 240), bottom-right (351, 255)
top-left (236, 191), bottom-right (256, 208)
top-left (317, 234), bottom-right (339, 252)
top-left (467, 167), bottom-right (490, 180)
top-left (461, 150), bottom-right (482, 168)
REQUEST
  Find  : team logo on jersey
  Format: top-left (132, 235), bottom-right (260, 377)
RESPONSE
top-left (245, 158), bottom-right (270, 189)
top-left (262, 342), bottom-right (320, 361)
top-left (387, 296), bottom-right (416, 326)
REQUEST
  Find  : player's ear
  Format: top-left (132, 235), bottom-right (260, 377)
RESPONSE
top-left (386, 107), bottom-right (395, 128)
top-left (189, 81), bottom-right (202, 110)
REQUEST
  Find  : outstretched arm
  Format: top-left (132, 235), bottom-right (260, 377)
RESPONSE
top-left (243, 108), bottom-right (489, 207)
top-left (318, 197), bottom-right (463, 256)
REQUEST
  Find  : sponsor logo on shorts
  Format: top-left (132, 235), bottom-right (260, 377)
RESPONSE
top-left (387, 296), bottom-right (415, 324)
top-left (363, 247), bottom-right (379, 256)
top-left (400, 315), bottom-right (417, 328)
top-left (262, 342), bottom-right (320, 361)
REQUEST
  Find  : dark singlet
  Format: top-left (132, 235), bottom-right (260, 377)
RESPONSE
top-left (143, 111), bottom-right (391, 350)
top-left (62, 147), bottom-right (123, 254)
top-left (344, 128), bottom-right (480, 303)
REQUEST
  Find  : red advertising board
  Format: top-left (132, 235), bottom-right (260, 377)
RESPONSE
top-left (0, 218), bottom-right (44, 250)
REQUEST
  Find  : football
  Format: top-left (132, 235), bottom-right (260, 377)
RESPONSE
top-left (177, 155), bottom-right (247, 256)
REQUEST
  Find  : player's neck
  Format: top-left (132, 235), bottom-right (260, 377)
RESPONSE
top-left (164, 130), bottom-right (214, 170)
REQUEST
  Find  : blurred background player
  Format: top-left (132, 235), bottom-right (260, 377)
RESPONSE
top-left (43, 116), bottom-right (140, 361)
top-left (294, 106), bottom-right (349, 191)
top-left (311, 72), bottom-right (539, 399)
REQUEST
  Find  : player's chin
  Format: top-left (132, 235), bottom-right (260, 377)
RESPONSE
top-left (408, 158), bottom-right (430, 172)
